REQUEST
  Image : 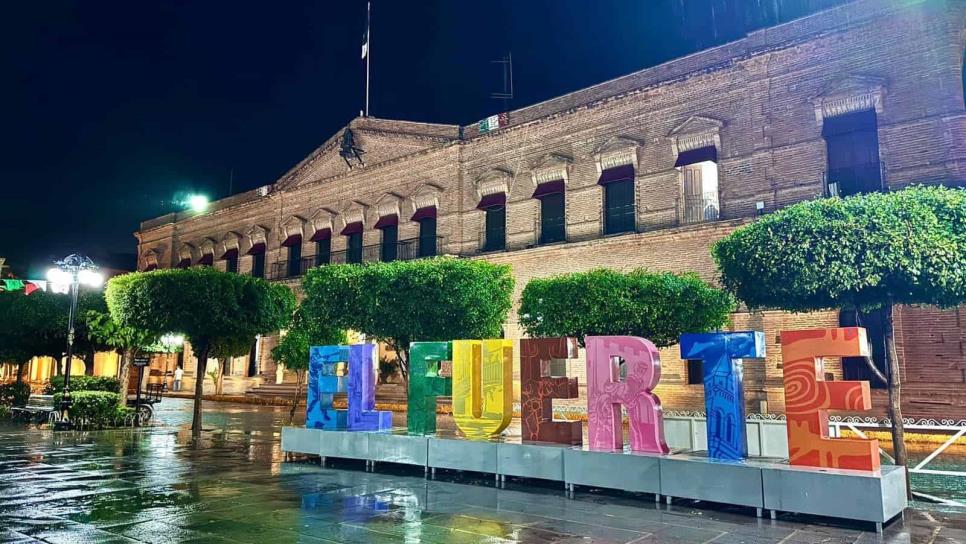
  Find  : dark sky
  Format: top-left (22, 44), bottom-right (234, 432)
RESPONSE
top-left (0, 0), bottom-right (846, 278)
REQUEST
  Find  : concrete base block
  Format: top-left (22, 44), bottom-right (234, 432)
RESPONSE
top-left (368, 431), bottom-right (429, 466)
top-left (281, 426), bottom-right (321, 455)
top-left (497, 441), bottom-right (566, 481)
top-left (428, 436), bottom-right (498, 473)
top-left (318, 429), bottom-right (370, 460)
top-left (564, 447), bottom-right (661, 494)
top-left (763, 463), bottom-right (908, 523)
top-left (281, 427), bottom-right (905, 530)
top-left (660, 452), bottom-right (765, 508)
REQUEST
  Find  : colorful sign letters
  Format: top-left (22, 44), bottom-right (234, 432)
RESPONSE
top-left (586, 336), bottom-right (668, 454)
top-left (307, 326), bottom-right (880, 473)
top-left (452, 339), bottom-right (513, 439)
top-left (780, 327), bottom-right (879, 471)
top-left (679, 332), bottom-right (766, 460)
top-left (520, 337), bottom-right (581, 445)
top-left (408, 342), bottom-right (453, 435)
top-left (306, 345), bottom-right (349, 430)
top-left (306, 344), bottom-right (391, 431)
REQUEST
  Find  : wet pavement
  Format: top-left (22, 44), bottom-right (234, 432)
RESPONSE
top-left (1, 399), bottom-right (965, 543)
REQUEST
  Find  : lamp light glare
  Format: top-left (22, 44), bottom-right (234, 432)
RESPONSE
top-left (161, 333), bottom-right (185, 347)
top-left (78, 269), bottom-right (104, 287)
top-left (188, 194), bottom-right (209, 212)
top-left (46, 267), bottom-right (71, 287)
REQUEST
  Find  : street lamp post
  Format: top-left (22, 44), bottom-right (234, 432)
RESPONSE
top-left (47, 254), bottom-right (103, 430)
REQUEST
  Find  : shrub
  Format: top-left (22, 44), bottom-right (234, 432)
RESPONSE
top-left (53, 391), bottom-right (130, 428)
top-left (519, 268), bottom-right (736, 347)
top-left (0, 382), bottom-right (31, 407)
top-left (0, 404), bottom-right (9, 419)
top-left (45, 375), bottom-right (121, 395)
top-left (302, 257), bottom-right (514, 381)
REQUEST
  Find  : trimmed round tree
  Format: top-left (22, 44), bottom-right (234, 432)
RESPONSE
top-left (712, 185), bottom-right (966, 484)
top-left (301, 257), bottom-right (514, 383)
top-left (271, 308), bottom-right (346, 423)
top-left (0, 290), bottom-right (65, 382)
top-left (106, 268), bottom-right (296, 438)
top-left (85, 307), bottom-right (162, 406)
top-left (518, 268), bottom-right (736, 347)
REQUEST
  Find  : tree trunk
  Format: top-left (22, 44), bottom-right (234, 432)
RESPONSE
top-left (84, 350), bottom-right (95, 376)
top-left (16, 361), bottom-right (26, 383)
top-left (191, 341), bottom-right (210, 440)
top-left (882, 301), bottom-right (911, 499)
top-left (117, 350), bottom-right (133, 408)
top-left (854, 309), bottom-right (888, 384)
top-left (289, 369), bottom-right (304, 424)
top-left (215, 359), bottom-right (225, 396)
top-left (391, 343), bottom-right (410, 394)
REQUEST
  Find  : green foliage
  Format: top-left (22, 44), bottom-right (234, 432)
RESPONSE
top-left (378, 356), bottom-right (398, 383)
top-left (106, 268), bottom-right (295, 436)
top-left (302, 258), bottom-right (514, 367)
top-left (105, 267), bottom-right (296, 350)
top-left (271, 308), bottom-right (345, 373)
top-left (0, 404), bottom-right (10, 419)
top-left (53, 391), bottom-right (129, 427)
top-left (0, 382), bottom-right (31, 407)
top-left (44, 375), bottom-right (121, 395)
top-left (713, 185), bottom-right (966, 312)
top-left (85, 309), bottom-right (159, 355)
top-left (73, 291), bottom-right (110, 355)
top-left (519, 268), bottom-right (736, 347)
top-left (0, 290), bottom-right (70, 366)
top-left (0, 290), bottom-right (110, 376)
top-left (210, 336), bottom-right (255, 360)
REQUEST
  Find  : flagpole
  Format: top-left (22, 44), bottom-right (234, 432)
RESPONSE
top-left (365, 1), bottom-right (371, 117)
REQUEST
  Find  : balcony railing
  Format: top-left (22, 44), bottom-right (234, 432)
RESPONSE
top-left (269, 257), bottom-right (315, 280)
top-left (269, 236), bottom-right (445, 280)
top-left (681, 192), bottom-right (720, 224)
top-left (824, 163), bottom-right (882, 197)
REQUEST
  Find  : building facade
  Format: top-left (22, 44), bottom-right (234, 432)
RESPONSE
top-left (136, 0), bottom-right (966, 417)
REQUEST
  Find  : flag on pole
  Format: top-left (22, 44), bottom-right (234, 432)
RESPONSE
top-left (361, 3), bottom-right (370, 59)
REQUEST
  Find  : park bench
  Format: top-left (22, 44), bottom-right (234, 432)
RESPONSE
top-left (10, 394), bottom-right (56, 424)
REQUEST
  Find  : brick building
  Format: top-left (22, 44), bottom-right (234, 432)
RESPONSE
top-left (135, 0), bottom-right (966, 418)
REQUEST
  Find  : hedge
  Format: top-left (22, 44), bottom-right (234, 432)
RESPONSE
top-left (0, 382), bottom-right (31, 407)
top-left (519, 268), bottom-right (736, 347)
top-left (45, 375), bottom-right (121, 395)
top-left (52, 391), bottom-right (134, 428)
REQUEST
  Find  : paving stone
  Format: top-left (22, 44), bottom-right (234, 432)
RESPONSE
top-left (0, 398), bottom-right (963, 544)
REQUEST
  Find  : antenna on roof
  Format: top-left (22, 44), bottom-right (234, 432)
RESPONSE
top-left (490, 52), bottom-right (513, 112)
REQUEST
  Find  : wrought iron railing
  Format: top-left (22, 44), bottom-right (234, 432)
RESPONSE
top-left (269, 257), bottom-right (315, 280)
top-left (269, 236), bottom-right (445, 279)
top-left (824, 163), bottom-right (882, 197)
top-left (681, 192), bottom-right (720, 224)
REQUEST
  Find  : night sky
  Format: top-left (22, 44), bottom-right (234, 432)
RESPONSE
top-left (0, 0), bottom-right (847, 278)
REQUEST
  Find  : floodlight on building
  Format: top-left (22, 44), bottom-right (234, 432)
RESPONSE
top-left (188, 194), bottom-right (209, 212)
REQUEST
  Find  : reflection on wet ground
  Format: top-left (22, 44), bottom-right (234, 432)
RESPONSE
top-left (1, 399), bottom-right (965, 543)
